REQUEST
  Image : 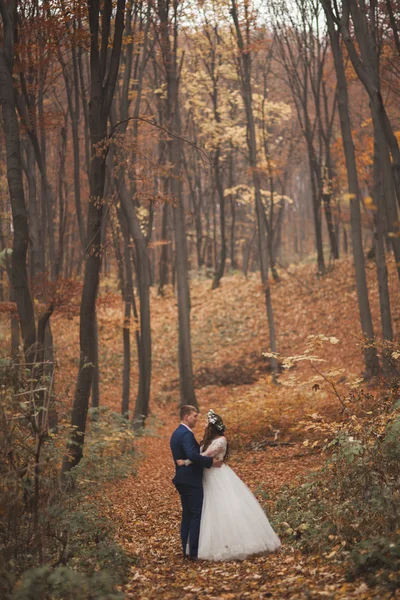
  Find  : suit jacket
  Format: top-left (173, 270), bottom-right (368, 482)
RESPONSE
top-left (170, 424), bottom-right (213, 488)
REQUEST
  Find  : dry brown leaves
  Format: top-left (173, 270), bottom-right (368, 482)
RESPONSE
top-left (103, 412), bottom-right (395, 599)
top-left (1, 256), bottom-right (399, 598)
top-left (100, 257), bottom-right (399, 599)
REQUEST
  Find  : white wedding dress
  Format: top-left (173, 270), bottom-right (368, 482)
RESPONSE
top-left (196, 436), bottom-right (281, 561)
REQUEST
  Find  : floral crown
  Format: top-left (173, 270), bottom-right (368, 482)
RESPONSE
top-left (207, 409), bottom-right (226, 433)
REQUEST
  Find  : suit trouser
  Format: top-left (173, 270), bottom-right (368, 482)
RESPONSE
top-left (175, 483), bottom-right (203, 558)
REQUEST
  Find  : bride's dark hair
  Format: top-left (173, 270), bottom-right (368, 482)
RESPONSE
top-left (201, 421), bottom-right (230, 462)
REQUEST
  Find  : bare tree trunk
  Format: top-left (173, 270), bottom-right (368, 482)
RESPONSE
top-left (372, 123), bottom-right (393, 342)
top-left (322, 188), bottom-right (338, 260)
top-left (194, 155), bottom-right (204, 270)
top-left (228, 152), bottom-right (238, 270)
top-left (371, 119), bottom-right (400, 280)
top-left (264, 181), bottom-right (279, 282)
top-left (23, 139), bottom-right (44, 277)
top-left (272, 202), bottom-right (285, 261)
top-left (158, 199), bottom-right (170, 294)
top-left (122, 232), bottom-right (135, 418)
top-left (111, 209), bottom-right (135, 419)
top-left (37, 75), bottom-right (56, 278)
top-left (322, 0), bottom-right (380, 376)
top-left (112, 2), bottom-right (152, 429)
top-left (231, 0), bottom-right (278, 380)
top-left (0, 0), bottom-right (36, 364)
top-left (212, 187), bottom-right (217, 275)
top-left (212, 148), bottom-right (227, 289)
top-left (159, 0), bottom-right (197, 407)
top-left (62, 0), bottom-right (126, 476)
top-left (307, 141), bottom-right (326, 273)
top-left (230, 195), bottom-right (237, 270)
top-left (117, 180), bottom-right (152, 429)
top-left (11, 295), bottom-right (20, 360)
top-left (91, 314), bottom-right (100, 408)
top-left (320, 81), bottom-right (339, 261)
top-left (340, 0), bottom-right (400, 212)
top-left (59, 43), bottom-right (86, 252)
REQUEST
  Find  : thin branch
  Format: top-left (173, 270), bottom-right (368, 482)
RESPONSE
top-left (310, 361), bottom-right (347, 410)
top-left (108, 115), bottom-right (213, 165)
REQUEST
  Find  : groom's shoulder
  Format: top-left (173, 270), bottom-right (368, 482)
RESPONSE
top-left (171, 423), bottom-right (184, 437)
top-left (171, 424), bottom-right (191, 438)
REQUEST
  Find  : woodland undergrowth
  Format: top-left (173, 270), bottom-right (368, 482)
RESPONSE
top-left (1, 257), bottom-right (400, 598)
top-left (272, 349), bottom-right (400, 591)
top-left (0, 361), bottom-right (137, 600)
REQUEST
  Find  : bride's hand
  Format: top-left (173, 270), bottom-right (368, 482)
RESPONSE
top-left (176, 459), bottom-right (186, 466)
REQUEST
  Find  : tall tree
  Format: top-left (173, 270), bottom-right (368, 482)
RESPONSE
top-left (337, 0), bottom-right (400, 277)
top-left (158, 0), bottom-right (198, 406)
top-left (322, 0), bottom-right (380, 376)
top-left (231, 0), bottom-right (279, 379)
top-left (111, 0), bottom-right (153, 429)
top-left (0, 0), bottom-right (36, 364)
top-left (62, 0), bottom-right (126, 475)
top-left (272, 0), bottom-right (333, 273)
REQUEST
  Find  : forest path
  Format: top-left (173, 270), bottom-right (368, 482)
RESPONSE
top-left (104, 409), bottom-right (380, 600)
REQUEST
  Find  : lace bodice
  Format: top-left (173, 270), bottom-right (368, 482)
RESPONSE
top-left (201, 436), bottom-right (227, 461)
top-left (182, 436), bottom-right (227, 466)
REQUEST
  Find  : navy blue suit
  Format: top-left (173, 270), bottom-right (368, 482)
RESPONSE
top-left (170, 424), bottom-right (213, 558)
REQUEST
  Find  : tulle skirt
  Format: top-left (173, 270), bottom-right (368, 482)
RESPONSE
top-left (198, 464), bottom-right (281, 561)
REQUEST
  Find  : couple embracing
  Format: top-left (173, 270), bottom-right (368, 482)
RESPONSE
top-left (170, 405), bottom-right (281, 561)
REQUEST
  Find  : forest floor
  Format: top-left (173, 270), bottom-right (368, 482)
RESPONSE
top-left (98, 256), bottom-right (398, 600)
top-left (101, 415), bottom-right (380, 600)
top-left (2, 255), bottom-right (399, 598)
top-left (103, 416), bottom-right (387, 600)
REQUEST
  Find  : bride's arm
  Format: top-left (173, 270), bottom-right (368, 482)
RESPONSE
top-left (201, 437), bottom-right (227, 458)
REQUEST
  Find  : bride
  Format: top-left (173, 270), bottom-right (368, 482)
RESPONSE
top-left (177, 409), bottom-right (281, 561)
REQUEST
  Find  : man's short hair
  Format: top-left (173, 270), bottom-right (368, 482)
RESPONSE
top-left (179, 405), bottom-right (198, 421)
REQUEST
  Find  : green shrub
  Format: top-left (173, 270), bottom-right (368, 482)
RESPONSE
top-left (12, 566), bottom-right (122, 600)
top-left (274, 409), bottom-right (400, 589)
top-left (76, 407), bottom-right (137, 482)
top-left (0, 361), bottom-right (138, 600)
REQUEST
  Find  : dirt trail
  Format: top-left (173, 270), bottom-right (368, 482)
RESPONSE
top-left (104, 409), bottom-right (387, 600)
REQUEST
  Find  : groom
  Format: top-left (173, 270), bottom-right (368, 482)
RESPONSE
top-left (170, 405), bottom-right (222, 560)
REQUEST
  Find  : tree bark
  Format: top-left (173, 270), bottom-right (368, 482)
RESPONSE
top-left (122, 231), bottom-right (135, 418)
top-left (159, 0), bottom-right (197, 406)
top-left (322, 0), bottom-right (380, 376)
top-left (0, 0), bottom-right (36, 365)
top-left (228, 152), bottom-right (238, 270)
top-left (62, 0), bottom-right (126, 476)
top-left (112, 2), bottom-right (152, 429)
top-left (117, 180), bottom-right (152, 429)
top-left (59, 44), bottom-right (87, 252)
top-left (158, 200), bottom-right (170, 294)
top-left (339, 0), bottom-right (400, 212)
top-left (373, 133), bottom-right (393, 342)
top-left (23, 139), bottom-right (44, 277)
top-left (212, 148), bottom-right (227, 289)
top-left (231, 0), bottom-right (278, 380)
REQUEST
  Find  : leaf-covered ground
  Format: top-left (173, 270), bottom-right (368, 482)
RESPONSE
top-left (103, 413), bottom-right (393, 600)
top-left (2, 256), bottom-right (399, 598)
top-left (99, 258), bottom-right (398, 599)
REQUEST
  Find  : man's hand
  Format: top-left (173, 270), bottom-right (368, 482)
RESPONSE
top-left (213, 459), bottom-right (223, 468)
top-left (176, 459), bottom-right (186, 466)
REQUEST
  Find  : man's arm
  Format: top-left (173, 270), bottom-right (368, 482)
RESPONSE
top-left (181, 431), bottom-right (213, 469)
